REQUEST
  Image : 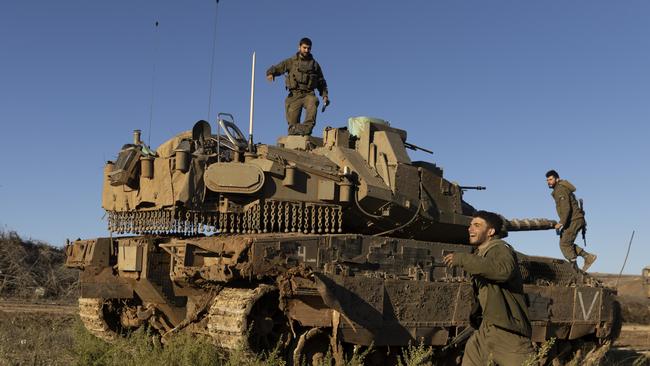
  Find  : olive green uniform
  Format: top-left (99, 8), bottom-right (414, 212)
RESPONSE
top-left (551, 180), bottom-right (591, 262)
top-left (266, 53), bottom-right (328, 136)
top-left (454, 239), bottom-right (534, 366)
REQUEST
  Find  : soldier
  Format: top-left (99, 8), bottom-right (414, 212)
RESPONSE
top-left (266, 37), bottom-right (329, 136)
top-left (443, 211), bottom-right (534, 366)
top-left (545, 170), bottom-right (597, 271)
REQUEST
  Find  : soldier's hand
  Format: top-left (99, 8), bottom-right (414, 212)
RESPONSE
top-left (266, 74), bottom-right (274, 82)
top-left (554, 223), bottom-right (563, 230)
top-left (443, 253), bottom-right (455, 267)
top-left (323, 96), bottom-right (330, 106)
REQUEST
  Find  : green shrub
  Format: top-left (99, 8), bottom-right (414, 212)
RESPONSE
top-left (73, 325), bottom-right (222, 366)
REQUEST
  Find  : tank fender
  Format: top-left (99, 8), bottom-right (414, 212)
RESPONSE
top-left (65, 238), bottom-right (113, 269)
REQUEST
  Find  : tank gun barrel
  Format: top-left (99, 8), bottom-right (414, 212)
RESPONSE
top-left (459, 185), bottom-right (486, 191)
top-left (404, 141), bottom-right (433, 154)
top-left (505, 218), bottom-right (558, 231)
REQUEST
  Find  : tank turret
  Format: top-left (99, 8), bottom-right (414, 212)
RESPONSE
top-left (102, 117), bottom-right (557, 244)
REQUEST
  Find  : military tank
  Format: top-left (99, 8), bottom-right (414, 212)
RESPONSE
top-left (643, 266), bottom-right (650, 299)
top-left (65, 116), bottom-right (620, 364)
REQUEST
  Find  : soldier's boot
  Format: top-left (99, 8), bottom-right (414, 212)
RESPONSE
top-left (582, 253), bottom-right (597, 272)
top-left (288, 124), bottom-right (300, 135)
top-left (293, 123), bottom-right (312, 136)
top-left (302, 122), bottom-right (315, 136)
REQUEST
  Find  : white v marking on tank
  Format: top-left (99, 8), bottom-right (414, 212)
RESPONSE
top-left (577, 290), bottom-right (600, 320)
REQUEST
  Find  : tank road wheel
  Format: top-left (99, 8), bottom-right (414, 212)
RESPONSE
top-left (78, 298), bottom-right (119, 342)
top-left (207, 284), bottom-right (290, 353)
top-left (292, 328), bottom-right (334, 366)
top-left (605, 299), bottom-right (623, 342)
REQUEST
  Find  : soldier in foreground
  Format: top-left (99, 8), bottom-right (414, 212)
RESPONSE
top-left (443, 211), bottom-right (533, 366)
top-left (266, 37), bottom-right (329, 136)
top-left (545, 170), bottom-right (597, 271)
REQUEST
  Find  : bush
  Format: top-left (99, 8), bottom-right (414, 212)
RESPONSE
top-left (0, 230), bottom-right (78, 300)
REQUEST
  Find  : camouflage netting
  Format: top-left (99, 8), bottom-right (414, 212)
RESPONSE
top-left (0, 230), bottom-right (78, 300)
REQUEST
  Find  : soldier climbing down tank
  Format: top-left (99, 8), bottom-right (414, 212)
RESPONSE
top-left (266, 37), bottom-right (329, 136)
top-left (546, 169), bottom-right (597, 271)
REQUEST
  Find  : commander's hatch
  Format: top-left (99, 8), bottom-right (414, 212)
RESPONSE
top-left (217, 113), bottom-right (247, 151)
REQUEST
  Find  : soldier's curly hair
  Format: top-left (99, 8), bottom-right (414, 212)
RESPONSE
top-left (473, 210), bottom-right (503, 237)
top-left (545, 170), bottom-right (559, 179)
top-left (299, 37), bottom-right (312, 46)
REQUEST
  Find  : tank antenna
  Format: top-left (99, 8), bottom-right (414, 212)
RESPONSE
top-left (248, 51), bottom-right (256, 152)
top-left (147, 20), bottom-right (160, 146)
top-left (207, 0), bottom-right (220, 121)
top-left (614, 230), bottom-right (635, 289)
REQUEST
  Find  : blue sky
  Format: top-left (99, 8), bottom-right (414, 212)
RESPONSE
top-left (1, 0), bottom-right (648, 274)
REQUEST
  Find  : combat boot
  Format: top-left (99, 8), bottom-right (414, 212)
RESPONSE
top-left (582, 253), bottom-right (597, 272)
top-left (293, 123), bottom-right (312, 136)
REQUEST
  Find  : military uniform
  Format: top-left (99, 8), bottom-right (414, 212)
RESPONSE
top-left (454, 239), bottom-right (534, 366)
top-left (551, 180), bottom-right (595, 266)
top-left (266, 53), bottom-right (328, 136)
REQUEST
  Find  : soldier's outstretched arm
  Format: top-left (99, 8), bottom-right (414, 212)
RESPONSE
top-left (266, 57), bottom-right (293, 80)
top-left (453, 247), bottom-right (515, 282)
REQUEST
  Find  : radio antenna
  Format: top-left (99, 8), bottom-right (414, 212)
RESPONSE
top-left (147, 20), bottom-right (160, 146)
top-left (615, 230), bottom-right (635, 289)
top-left (248, 51), bottom-right (256, 152)
top-left (207, 0), bottom-right (220, 121)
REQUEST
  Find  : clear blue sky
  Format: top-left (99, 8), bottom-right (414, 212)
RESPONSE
top-left (1, 0), bottom-right (648, 274)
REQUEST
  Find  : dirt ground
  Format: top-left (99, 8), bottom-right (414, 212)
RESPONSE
top-left (0, 300), bottom-right (78, 366)
top-left (596, 273), bottom-right (650, 328)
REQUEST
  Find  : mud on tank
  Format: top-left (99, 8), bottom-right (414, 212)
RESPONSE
top-left (65, 116), bottom-right (621, 364)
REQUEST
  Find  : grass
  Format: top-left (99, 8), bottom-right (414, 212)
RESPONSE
top-left (1, 308), bottom-right (648, 365)
top-left (72, 325), bottom-right (224, 366)
top-left (0, 311), bottom-right (77, 366)
top-left (397, 341), bottom-right (433, 366)
top-left (73, 321), bottom-right (303, 366)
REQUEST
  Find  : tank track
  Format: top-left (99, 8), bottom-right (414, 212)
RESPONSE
top-left (206, 284), bottom-right (276, 350)
top-left (78, 298), bottom-right (118, 342)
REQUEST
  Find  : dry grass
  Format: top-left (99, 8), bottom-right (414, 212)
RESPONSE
top-left (2, 308), bottom-right (649, 365)
top-left (550, 339), bottom-right (649, 366)
top-left (0, 311), bottom-right (77, 366)
top-left (72, 326), bottom-right (225, 366)
top-left (0, 230), bottom-right (78, 300)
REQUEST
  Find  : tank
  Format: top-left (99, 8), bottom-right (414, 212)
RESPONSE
top-left (65, 116), bottom-right (621, 364)
top-left (643, 267), bottom-right (650, 299)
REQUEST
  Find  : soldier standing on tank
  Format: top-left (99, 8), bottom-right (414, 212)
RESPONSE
top-left (266, 37), bottom-right (329, 136)
top-left (443, 211), bottom-right (534, 366)
top-left (546, 170), bottom-right (597, 271)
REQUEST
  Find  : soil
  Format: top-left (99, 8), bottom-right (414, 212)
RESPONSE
top-left (595, 273), bottom-right (650, 326)
top-left (0, 299), bottom-right (77, 315)
top-left (0, 301), bottom-right (77, 366)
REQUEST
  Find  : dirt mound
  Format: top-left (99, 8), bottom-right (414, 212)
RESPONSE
top-left (0, 230), bottom-right (78, 300)
top-left (594, 274), bottom-right (650, 325)
top-left (619, 295), bottom-right (650, 325)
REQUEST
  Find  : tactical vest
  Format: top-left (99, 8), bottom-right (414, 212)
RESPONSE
top-left (286, 57), bottom-right (318, 91)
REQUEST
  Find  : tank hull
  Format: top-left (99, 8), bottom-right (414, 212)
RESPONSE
top-left (65, 233), bottom-right (620, 359)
